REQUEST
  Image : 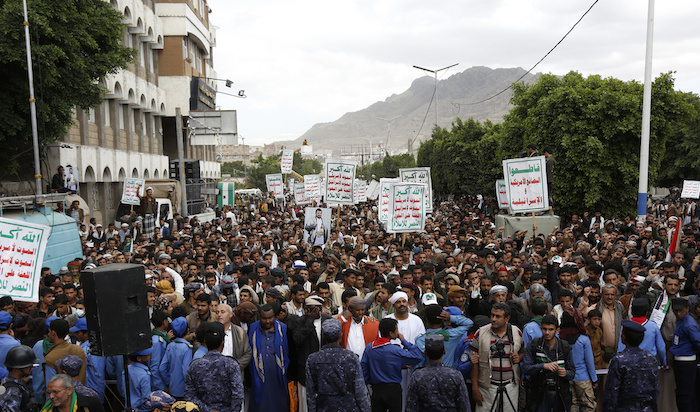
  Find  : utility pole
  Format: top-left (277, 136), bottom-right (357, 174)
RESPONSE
top-left (23, 0), bottom-right (41, 195)
top-left (413, 63), bottom-right (459, 127)
top-left (637, 0), bottom-right (655, 221)
top-left (377, 115), bottom-right (402, 154)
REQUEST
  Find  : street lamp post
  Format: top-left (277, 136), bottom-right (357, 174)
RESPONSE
top-left (377, 115), bottom-right (401, 154)
top-left (413, 63), bottom-right (459, 127)
top-left (23, 0), bottom-right (42, 195)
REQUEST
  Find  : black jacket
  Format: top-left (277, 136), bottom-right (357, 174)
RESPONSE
top-left (286, 314), bottom-right (332, 385)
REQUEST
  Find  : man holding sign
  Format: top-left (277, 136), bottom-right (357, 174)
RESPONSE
top-left (138, 186), bottom-right (157, 241)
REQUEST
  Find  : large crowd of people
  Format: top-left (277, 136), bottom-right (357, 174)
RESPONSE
top-left (1, 190), bottom-right (700, 412)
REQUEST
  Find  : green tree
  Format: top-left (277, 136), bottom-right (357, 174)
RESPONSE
top-left (221, 161), bottom-right (246, 177)
top-left (361, 153), bottom-right (416, 180)
top-left (0, 0), bottom-right (134, 176)
top-left (501, 71), bottom-right (691, 217)
top-left (246, 154), bottom-right (282, 189)
top-left (656, 92), bottom-right (700, 187)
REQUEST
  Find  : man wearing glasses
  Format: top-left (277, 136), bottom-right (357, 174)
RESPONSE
top-left (43, 374), bottom-right (104, 411)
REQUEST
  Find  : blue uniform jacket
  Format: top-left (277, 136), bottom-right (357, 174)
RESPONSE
top-left (185, 350), bottom-right (244, 412)
top-left (126, 362), bottom-right (151, 410)
top-left (158, 337), bottom-right (193, 397)
top-left (361, 338), bottom-right (422, 385)
top-left (415, 315), bottom-right (472, 368)
top-left (602, 347), bottom-right (659, 412)
top-left (0, 334), bottom-right (20, 380)
top-left (149, 333), bottom-right (168, 391)
top-left (305, 344), bottom-right (370, 412)
top-left (670, 313), bottom-right (700, 357)
top-left (617, 319), bottom-right (667, 366)
top-left (80, 341), bottom-right (107, 402)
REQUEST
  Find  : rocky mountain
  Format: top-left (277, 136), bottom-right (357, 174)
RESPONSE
top-left (280, 66), bottom-right (542, 154)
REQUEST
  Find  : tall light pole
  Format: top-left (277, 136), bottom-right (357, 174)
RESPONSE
top-left (23, 0), bottom-right (42, 195)
top-left (413, 63), bottom-right (459, 127)
top-left (377, 115), bottom-right (401, 154)
top-left (637, 0), bottom-right (655, 221)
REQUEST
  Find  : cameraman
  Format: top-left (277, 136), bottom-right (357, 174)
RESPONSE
top-left (522, 315), bottom-right (575, 412)
top-left (470, 302), bottom-right (524, 412)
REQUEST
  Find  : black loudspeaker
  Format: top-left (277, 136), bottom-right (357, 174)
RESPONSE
top-left (81, 263), bottom-right (151, 357)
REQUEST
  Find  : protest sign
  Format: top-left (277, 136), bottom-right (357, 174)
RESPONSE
top-left (496, 179), bottom-right (509, 209)
top-left (304, 174), bottom-right (322, 202)
top-left (0, 217), bottom-right (51, 302)
top-left (387, 183), bottom-right (426, 233)
top-left (325, 160), bottom-right (356, 204)
top-left (354, 180), bottom-right (367, 203)
top-left (379, 178), bottom-right (399, 223)
top-left (281, 149), bottom-right (294, 174)
top-left (502, 156), bottom-right (549, 213)
top-left (294, 183), bottom-right (310, 205)
top-left (265, 173), bottom-right (284, 197)
top-left (121, 178), bottom-right (145, 205)
top-left (367, 180), bottom-right (380, 200)
top-left (303, 207), bottom-right (332, 245)
top-left (399, 167), bottom-right (433, 212)
top-left (681, 180), bottom-right (700, 199)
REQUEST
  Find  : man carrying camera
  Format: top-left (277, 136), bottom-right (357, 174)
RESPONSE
top-left (470, 302), bottom-right (524, 412)
top-left (522, 314), bottom-right (575, 412)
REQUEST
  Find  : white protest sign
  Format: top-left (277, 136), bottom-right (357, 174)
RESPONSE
top-left (496, 179), bottom-right (509, 209)
top-left (294, 183), bottom-right (310, 205)
top-left (502, 156), bottom-right (549, 213)
top-left (121, 178), bottom-right (145, 205)
top-left (281, 150), bottom-right (294, 174)
top-left (304, 175), bottom-right (322, 201)
top-left (379, 178), bottom-right (399, 222)
top-left (387, 183), bottom-right (426, 233)
top-left (367, 180), bottom-right (380, 200)
top-left (353, 180), bottom-right (367, 203)
top-left (681, 180), bottom-right (700, 199)
top-left (265, 173), bottom-right (284, 197)
top-left (325, 160), bottom-right (356, 204)
top-left (399, 167), bottom-right (433, 212)
top-left (0, 217), bottom-right (51, 302)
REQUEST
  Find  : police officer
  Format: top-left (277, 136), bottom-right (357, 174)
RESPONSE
top-left (184, 322), bottom-right (243, 412)
top-left (0, 345), bottom-right (39, 412)
top-left (126, 347), bottom-right (153, 411)
top-left (670, 297), bottom-right (700, 412)
top-left (603, 320), bottom-right (659, 412)
top-left (0, 311), bottom-right (20, 380)
top-left (305, 318), bottom-right (370, 412)
top-left (405, 334), bottom-right (470, 412)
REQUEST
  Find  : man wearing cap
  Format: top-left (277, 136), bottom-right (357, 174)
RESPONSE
top-left (185, 322), bottom-right (243, 412)
top-left (0, 311), bottom-right (20, 381)
top-left (361, 318), bottom-right (423, 412)
top-left (616, 298), bottom-right (667, 366)
top-left (305, 318), bottom-right (370, 412)
top-left (670, 297), bottom-right (700, 412)
top-left (603, 319), bottom-right (659, 412)
top-left (406, 334), bottom-right (470, 412)
top-left (180, 283), bottom-right (203, 315)
top-left (56, 355), bottom-right (99, 400)
top-left (186, 293), bottom-right (216, 337)
top-left (0, 345), bottom-right (39, 411)
top-left (69, 318), bottom-right (107, 401)
top-left (287, 296), bottom-right (332, 412)
top-left (149, 311), bottom-right (171, 392)
top-left (159, 317), bottom-right (193, 399)
top-left (340, 296), bottom-right (380, 358)
top-left (416, 304), bottom-right (472, 368)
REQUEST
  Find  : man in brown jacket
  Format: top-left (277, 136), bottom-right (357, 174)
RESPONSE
top-left (43, 319), bottom-right (87, 388)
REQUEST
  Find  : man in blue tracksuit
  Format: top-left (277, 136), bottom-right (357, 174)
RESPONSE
top-left (361, 318), bottom-right (423, 412)
top-left (670, 297), bottom-right (700, 412)
top-left (158, 317), bottom-right (192, 399)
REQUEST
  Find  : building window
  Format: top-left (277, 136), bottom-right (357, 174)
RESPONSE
top-left (189, 40), bottom-right (195, 65)
top-left (195, 48), bottom-right (202, 72)
top-left (87, 108), bottom-right (95, 123)
top-left (119, 104), bottom-right (125, 130)
top-left (104, 101), bottom-right (111, 127)
top-left (182, 37), bottom-right (188, 60)
top-left (139, 41), bottom-right (146, 68)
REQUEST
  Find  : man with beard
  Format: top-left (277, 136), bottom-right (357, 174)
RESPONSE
top-left (340, 297), bottom-right (380, 359)
top-left (187, 293), bottom-right (217, 336)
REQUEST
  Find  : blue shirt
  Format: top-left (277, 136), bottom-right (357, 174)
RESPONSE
top-left (453, 333), bottom-right (474, 382)
top-left (571, 335), bottom-right (598, 383)
top-left (158, 337), bottom-right (193, 397)
top-left (670, 313), bottom-right (700, 357)
top-left (522, 321), bottom-right (543, 348)
top-left (361, 338), bottom-right (423, 385)
top-left (149, 333), bottom-right (168, 390)
top-left (415, 315), bottom-right (472, 368)
top-left (193, 345), bottom-right (208, 360)
top-left (31, 340), bottom-right (45, 404)
top-left (80, 341), bottom-right (107, 402)
top-left (126, 362), bottom-right (151, 410)
top-left (185, 350), bottom-right (244, 412)
top-left (617, 319), bottom-right (667, 366)
top-left (0, 334), bottom-right (20, 380)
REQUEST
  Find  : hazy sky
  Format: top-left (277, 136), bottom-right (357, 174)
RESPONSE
top-left (208, 0), bottom-right (700, 147)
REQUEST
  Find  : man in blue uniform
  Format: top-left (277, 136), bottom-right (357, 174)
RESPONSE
top-left (126, 347), bottom-right (153, 410)
top-left (305, 318), bottom-right (370, 412)
top-left (406, 334), bottom-right (470, 412)
top-left (70, 317), bottom-right (107, 402)
top-left (0, 311), bottom-right (20, 380)
top-left (616, 298), bottom-right (667, 366)
top-left (149, 311), bottom-right (171, 391)
top-left (185, 322), bottom-right (243, 412)
top-left (159, 317), bottom-right (193, 399)
top-left (603, 319), bottom-right (659, 412)
top-left (361, 318), bottom-right (423, 412)
top-left (670, 297), bottom-right (700, 412)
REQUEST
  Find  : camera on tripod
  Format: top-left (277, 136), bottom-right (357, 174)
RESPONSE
top-left (490, 337), bottom-right (506, 355)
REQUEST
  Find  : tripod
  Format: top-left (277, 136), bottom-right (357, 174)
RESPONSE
top-left (489, 347), bottom-right (516, 412)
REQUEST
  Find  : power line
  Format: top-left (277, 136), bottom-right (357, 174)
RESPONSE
top-left (452, 0), bottom-right (601, 111)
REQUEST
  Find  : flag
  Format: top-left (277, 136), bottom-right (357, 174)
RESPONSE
top-left (665, 217), bottom-right (682, 262)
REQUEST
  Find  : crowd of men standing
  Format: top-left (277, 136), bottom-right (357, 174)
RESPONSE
top-left (1, 190), bottom-right (700, 412)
